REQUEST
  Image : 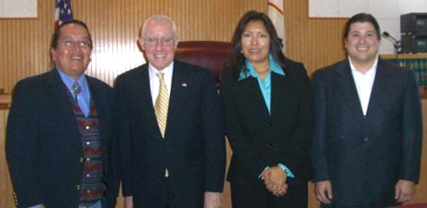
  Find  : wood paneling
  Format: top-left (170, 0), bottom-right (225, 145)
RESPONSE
top-left (0, 110), bottom-right (12, 208)
top-left (0, 0), bottom-right (348, 93)
top-left (285, 0), bottom-right (347, 75)
top-left (1, 0), bottom-right (427, 208)
top-left (0, 0), bottom-right (265, 93)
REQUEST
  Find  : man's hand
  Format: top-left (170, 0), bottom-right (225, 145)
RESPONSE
top-left (395, 180), bottom-right (415, 203)
top-left (314, 180), bottom-right (333, 204)
top-left (261, 166), bottom-right (287, 195)
top-left (204, 192), bottom-right (221, 208)
top-left (124, 196), bottom-right (133, 208)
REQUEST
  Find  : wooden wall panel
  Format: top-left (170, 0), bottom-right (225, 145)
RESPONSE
top-left (0, 110), bottom-right (13, 208)
top-left (285, 0), bottom-right (347, 75)
top-left (0, 0), bottom-right (352, 92)
top-left (0, 0), bottom-right (350, 93)
top-left (0, 0), bottom-right (265, 93)
top-left (1, 0), bottom-right (427, 208)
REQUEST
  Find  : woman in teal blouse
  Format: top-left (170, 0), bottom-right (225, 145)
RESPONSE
top-left (220, 10), bottom-right (314, 208)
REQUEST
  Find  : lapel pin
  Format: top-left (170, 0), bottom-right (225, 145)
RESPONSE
top-left (182, 83), bottom-right (187, 87)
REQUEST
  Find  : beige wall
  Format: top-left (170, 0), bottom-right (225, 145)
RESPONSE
top-left (1, 0), bottom-right (426, 208)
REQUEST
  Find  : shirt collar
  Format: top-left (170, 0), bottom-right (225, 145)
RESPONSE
top-left (348, 55), bottom-right (379, 76)
top-left (239, 54), bottom-right (285, 81)
top-left (56, 68), bottom-right (88, 93)
top-left (148, 61), bottom-right (174, 79)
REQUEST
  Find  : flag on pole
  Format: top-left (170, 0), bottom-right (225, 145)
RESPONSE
top-left (54, 0), bottom-right (74, 29)
top-left (268, 0), bottom-right (285, 52)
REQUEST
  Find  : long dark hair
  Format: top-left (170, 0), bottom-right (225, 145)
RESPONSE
top-left (227, 10), bottom-right (286, 79)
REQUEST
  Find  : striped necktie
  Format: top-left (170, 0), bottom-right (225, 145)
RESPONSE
top-left (155, 73), bottom-right (169, 138)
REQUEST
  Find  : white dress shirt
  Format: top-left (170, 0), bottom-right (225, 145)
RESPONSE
top-left (349, 56), bottom-right (378, 116)
top-left (148, 62), bottom-right (174, 106)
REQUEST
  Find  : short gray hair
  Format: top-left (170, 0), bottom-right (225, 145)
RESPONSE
top-left (140, 14), bottom-right (178, 40)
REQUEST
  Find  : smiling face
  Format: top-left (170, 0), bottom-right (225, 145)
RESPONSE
top-left (240, 20), bottom-right (271, 66)
top-left (51, 23), bottom-right (92, 80)
top-left (138, 19), bottom-right (178, 71)
top-left (345, 22), bottom-right (380, 68)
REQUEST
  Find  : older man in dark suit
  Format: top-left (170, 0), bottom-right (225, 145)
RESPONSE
top-left (6, 20), bottom-right (117, 208)
top-left (311, 13), bottom-right (422, 208)
top-left (115, 14), bottom-right (226, 208)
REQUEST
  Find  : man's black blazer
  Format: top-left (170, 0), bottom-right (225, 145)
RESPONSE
top-left (6, 69), bottom-right (116, 208)
top-left (311, 59), bottom-right (422, 207)
top-left (115, 60), bottom-right (226, 208)
top-left (220, 59), bottom-right (314, 186)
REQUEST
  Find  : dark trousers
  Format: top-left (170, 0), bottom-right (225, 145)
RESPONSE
top-left (230, 182), bottom-right (308, 208)
top-left (134, 177), bottom-right (175, 208)
top-left (319, 196), bottom-right (398, 208)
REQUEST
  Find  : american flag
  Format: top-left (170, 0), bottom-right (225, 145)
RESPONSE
top-left (54, 0), bottom-right (74, 29)
top-left (268, 0), bottom-right (285, 52)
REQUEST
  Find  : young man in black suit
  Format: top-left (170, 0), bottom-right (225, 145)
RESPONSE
top-left (312, 13), bottom-right (422, 208)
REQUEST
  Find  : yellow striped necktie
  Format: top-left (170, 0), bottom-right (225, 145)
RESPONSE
top-left (155, 72), bottom-right (169, 138)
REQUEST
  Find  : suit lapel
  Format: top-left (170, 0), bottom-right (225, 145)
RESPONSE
top-left (136, 65), bottom-right (162, 136)
top-left (46, 69), bottom-right (81, 144)
top-left (336, 60), bottom-right (365, 121)
top-left (241, 76), bottom-right (270, 120)
top-left (270, 72), bottom-right (285, 120)
top-left (365, 59), bottom-right (388, 121)
top-left (166, 62), bottom-right (186, 137)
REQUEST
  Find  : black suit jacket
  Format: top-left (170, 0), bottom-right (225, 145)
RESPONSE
top-left (311, 59), bottom-right (422, 207)
top-left (115, 60), bottom-right (226, 208)
top-left (220, 59), bottom-right (314, 186)
top-left (6, 69), bottom-right (116, 208)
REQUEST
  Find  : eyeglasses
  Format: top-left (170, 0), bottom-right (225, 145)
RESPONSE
top-left (58, 39), bottom-right (92, 49)
top-left (144, 37), bottom-right (175, 46)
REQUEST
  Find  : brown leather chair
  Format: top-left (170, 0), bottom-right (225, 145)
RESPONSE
top-left (175, 41), bottom-right (232, 87)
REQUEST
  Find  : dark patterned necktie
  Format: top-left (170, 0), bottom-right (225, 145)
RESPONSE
top-left (71, 82), bottom-right (82, 103)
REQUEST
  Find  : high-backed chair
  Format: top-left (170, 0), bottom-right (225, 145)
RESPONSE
top-left (175, 41), bottom-right (233, 87)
